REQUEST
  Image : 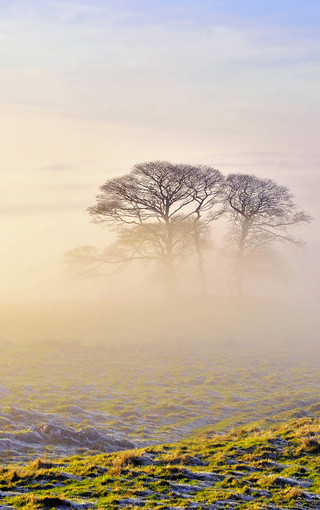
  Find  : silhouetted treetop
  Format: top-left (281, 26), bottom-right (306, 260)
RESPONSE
top-left (87, 161), bottom-right (224, 293)
top-left (224, 173), bottom-right (311, 296)
top-left (88, 161), bottom-right (224, 226)
top-left (68, 162), bottom-right (311, 297)
top-left (224, 173), bottom-right (311, 241)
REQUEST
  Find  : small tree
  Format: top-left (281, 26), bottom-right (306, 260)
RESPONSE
top-left (224, 173), bottom-right (311, 296)
top-left (85, 161), bottom-right (224, 295)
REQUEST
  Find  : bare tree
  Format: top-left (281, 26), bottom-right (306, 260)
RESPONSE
top-left (224, 173), bottom-right (311, 296)
top-left (84, 161), bottom-right (224, 295)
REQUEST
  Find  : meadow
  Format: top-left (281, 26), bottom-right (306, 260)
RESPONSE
top-left (2, 417), bottom-right (320, 508)
top-left (1, 337), bottom-right (319, 465)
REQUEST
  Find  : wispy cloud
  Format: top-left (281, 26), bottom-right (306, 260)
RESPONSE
top-left (0, 201), bottom-right (83, 216)
top-left (42, 163), bottom-right (73, 172)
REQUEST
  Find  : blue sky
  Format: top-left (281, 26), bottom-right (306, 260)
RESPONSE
top-left (2, 0), bottom-right (320, 29)
top-left (34, 0), bottom-right (320, 27)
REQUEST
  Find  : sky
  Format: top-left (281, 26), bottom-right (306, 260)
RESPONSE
top-left (0, 0), bottom-right (319, 321)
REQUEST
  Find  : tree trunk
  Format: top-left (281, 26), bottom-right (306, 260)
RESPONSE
top-left (193, 223), bottom-right (207, 296)
top-left (163, 256), bottom-right (177, 297)
top-left (235, 220), bottom-right (248, 298)
top-left (236, 246), bottom-right (244, 298)
top-left (164, 219), bottom-right (177, 297)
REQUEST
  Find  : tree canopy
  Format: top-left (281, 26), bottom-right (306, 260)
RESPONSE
top-left (87, 161), bottom-right (224, 293)
top-left (66, 162), bottom-right (311, 297)
top-left (224, 173), bottom-right (311, 295)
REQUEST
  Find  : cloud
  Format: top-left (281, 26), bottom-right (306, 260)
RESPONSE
top-left (45, 0), bottom-right (110, 21)
top-left (42, 164), bottom-right (73, 172)
top-left (0, 201), bottom-right (84, 216)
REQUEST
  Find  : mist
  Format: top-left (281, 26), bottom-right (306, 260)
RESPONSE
top-left (1, 6), bottom-right (320, 501)
top-left (1, 260), bottom-right (318, 348)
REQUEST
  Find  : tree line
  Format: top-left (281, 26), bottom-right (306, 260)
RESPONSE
top-left (67, 161), bottom-right (311, 296)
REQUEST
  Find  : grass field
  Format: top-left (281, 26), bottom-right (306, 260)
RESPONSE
top-left (1, 337), bottom-right (320, 465)
top-left (2, 417), bottom-right (320, 508)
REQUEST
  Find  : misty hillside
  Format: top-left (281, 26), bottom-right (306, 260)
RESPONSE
top-left (1, 305), bottom-right (319, 509)
top-left (1, 335), bottom-right (320, 466)
top-left (2, 417), bottom-right (320, 509)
